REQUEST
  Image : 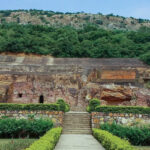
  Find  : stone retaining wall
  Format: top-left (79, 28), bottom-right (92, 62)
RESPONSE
top-left (91, 112), bottom-right (150, 128)
top-left (0, 110), bottom-right (64, 127)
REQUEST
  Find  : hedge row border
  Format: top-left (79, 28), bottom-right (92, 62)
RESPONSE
top-left (95, 106), bottom-right (150, 114)
top-left (0, 103), bottom-right (61, 111)
top-left (26, 127), bottom-right (62, 150)
top-left (92, 128), bottom-right (136, 150)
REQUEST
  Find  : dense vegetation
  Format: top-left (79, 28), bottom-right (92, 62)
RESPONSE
top-left (26, 127), bottom-right (62, 150)
top-left (100, 123), bottom-right (150, 146)
top-left (86, 99), bottom-right (101, 112)
top-left (0, 23), bottom-right (150, 64)
top-left (93, 128), bottom-right (136, 150)
top-left (0, 118), bottom-right (53, 138)
top-left (0, 100), bottom-right (70, 112)
top-left (95, 106), bottom-right (150, 114)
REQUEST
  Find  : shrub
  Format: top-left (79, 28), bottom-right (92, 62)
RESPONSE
top-left (92, 128), bottom-right (136, 150)
top-left (100, 123), bottom-right (150, 146)
top-left (87, 99), bottom-right (100, 112)
top-left (0, 102), bottom-right (70, 112)
top-left (0, 103), bottom-right (60, 111)
top-left (65, 103), bottom-right (70, 112)
top-left (140, 52), bottom-right (150, 65)
top-left (56, 99), bottom-right (70, 112)
top-left (95, 19), bottom-right (103, 25)
top-left (145, 81), bottom-right (150, 89)
top-left (26, 127), bottom-right (62, 150)
top-left (2, 11), bottom-right (11, 17)
top-left (0, 118), bottom-right (53, 138)
top-left (57, 99), bottom-right (66, 111)
top-left (95, 106), bottom-right (150, 114)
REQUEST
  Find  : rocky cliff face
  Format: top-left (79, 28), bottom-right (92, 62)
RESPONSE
top-left (0, 55), bottom-right (150, 110)
top-left (0, 74), bottom-right (150, 110)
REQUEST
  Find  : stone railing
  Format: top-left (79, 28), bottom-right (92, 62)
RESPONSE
top-left (0, 110), bottom-right (64, 127)
top-left (91, 112), bottom-right (150, 128)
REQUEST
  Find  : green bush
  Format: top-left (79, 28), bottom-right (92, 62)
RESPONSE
top-left (92, 128), bottom-right (136, 150)
top-left (87, 99), bottom-right (100, 112)
top-left (145, 81), bottom-right (150, 89)
top-left (0, 103), bottom-right (60, 111)
top-left (140, 52), bottom-right (150, 65)
top-left (26, 127), bottom-right (62, 150)
top-left (65, 103), bottom-right (70, 112)
top-left (57, 99), bottom-right (66, 111)
top-left (95, 106), bottom-right (150, 114)
top-left (100, 123), bottom-right (150, 146)
top-left (56, 99), bottom-right (70, 112)
top-left (0, 118), bottom-right (53, 138)
top-left (0, 102), bottom-right (70, 112)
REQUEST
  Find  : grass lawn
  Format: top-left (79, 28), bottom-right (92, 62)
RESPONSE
top-left (136, 146), bottom-right (150, 150)
top-left (0, 139), bottom-right (36, 150)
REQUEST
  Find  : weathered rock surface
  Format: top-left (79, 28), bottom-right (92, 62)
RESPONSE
top-left (0, 55), bottom-right (150, 110)
top-left (100, 85), bottom-right (133, 103)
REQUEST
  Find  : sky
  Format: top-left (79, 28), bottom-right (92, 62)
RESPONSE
top-left (0, 0), bottom-right (150, 19)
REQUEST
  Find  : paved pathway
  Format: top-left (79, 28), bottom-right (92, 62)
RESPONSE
top-left (55, 134), bottom-right (105, 150)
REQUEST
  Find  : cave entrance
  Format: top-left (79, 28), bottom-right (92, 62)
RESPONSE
top-left (39, 95), bottom-right (44, 103)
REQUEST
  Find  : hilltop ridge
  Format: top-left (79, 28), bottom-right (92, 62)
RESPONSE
top-left (0, 9), bottom-right (150, 30)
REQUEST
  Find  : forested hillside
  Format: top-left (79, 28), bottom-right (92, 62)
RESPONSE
top-left (0, 9), bottom-right (150, 30)
top-left (0, 23), bottom-right (150, 64)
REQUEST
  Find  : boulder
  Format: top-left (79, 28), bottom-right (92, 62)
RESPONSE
top-left (100, 85), bottom-right (132, 102)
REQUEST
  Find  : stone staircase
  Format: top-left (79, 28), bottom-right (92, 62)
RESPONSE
top-left (71, 106), bottom-right (86, 112)
top-left (62, 112), bottom-right (92, 134)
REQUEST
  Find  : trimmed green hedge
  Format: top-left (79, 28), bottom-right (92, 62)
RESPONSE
top-left (0, 103), bottom-right (60, 111)
top-left (26, 127), bottom-right (62, 150)
top-left (0, 100), bottom-right (70, 112)
top-left (87, 99), bottom-right (101, 112)
top-left (95, 106), bottom-right (150, 114)
top-left (100, 123), bottom-right (150, 146)
top-left (92, 128), bottom-right (136, 150)
top-left (57, 99), bottom-right (70, 112)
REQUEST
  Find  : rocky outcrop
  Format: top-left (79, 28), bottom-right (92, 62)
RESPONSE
top-left (100, 85), bottom-right (133, 105)
top-left (101, 85), bottom-right (132, 101)
top-left (135, 89), bottom-right (150, 106)
top-left (0, 75), bottom-right (13, 102)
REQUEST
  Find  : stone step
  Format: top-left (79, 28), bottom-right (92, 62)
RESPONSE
top-left (64, 115), bottom-right (90, 117)
top-left (62, 130), bottom-right (92, 134)
top-left (63, 123), bottom-right (90, 126)
top-left (63, 127), bottom-right (91, 130)
top-left (63, 122), bottom-right (90, 125)
top-left (71, 107), bottom-right (87, 112)
top-left (64, 116), bottom-right (90, 118)
top-left (63, 112), bottom-right (91, 134)
top-left (63, 129), bottom-right (92, 132)
top-left (63, 128), bottom-right (91, 131)
top-left (63, 125), bottom-right (91, 128)
top-left (64, 120), bottom-right (90, 122)
top-left (64, 115), bottom-right (90, 118)
top-left (64, 119), bottom-right (90, 121)
top-left (65, 111), bottom-right (90, 116)
top-left (65, 116), bottom-right (90, 120)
